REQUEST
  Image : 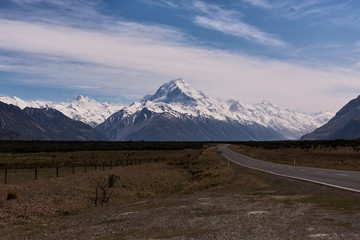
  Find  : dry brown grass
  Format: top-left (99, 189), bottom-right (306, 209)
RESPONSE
top-left (0, 147), bottom-right (236, 226)
top-left (3, 146), bottom-right (360, 239)
top-left (229, 144), bottom-right (360, 171)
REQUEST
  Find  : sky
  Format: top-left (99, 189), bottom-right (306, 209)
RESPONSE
top-left (1, 0), bottom-right (360, 112)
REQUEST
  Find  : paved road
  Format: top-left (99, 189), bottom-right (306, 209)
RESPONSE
top-left (218, 145), bottom-right (360, 193)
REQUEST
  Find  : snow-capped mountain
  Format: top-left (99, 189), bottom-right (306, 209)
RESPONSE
top-left (0, 95), bottom-right (124, 127)
top-left (0, 79), bottom-right (334, 140)
top-left (0, 101), bottom-right (106, 141)
top-left (139, 78), bottom-right (238, 122)
top-left (224, 100), bottom-right (333, 139)
top-left (97, 78), bottom-right (332, 141)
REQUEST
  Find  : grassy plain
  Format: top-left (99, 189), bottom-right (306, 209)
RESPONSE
top-left (0, 146), bottom-right (235, 224)
top-left (0, 149), bottom-right (203, 184)
top-left (1, 143), bottom-right (360, 239)
top-left (229, 142), bottom-right (360, 171)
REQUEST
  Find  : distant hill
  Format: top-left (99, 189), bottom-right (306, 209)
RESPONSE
top-left (0, 101), bottom-right (106, 141)
top-left (301, 96), bottom-right (360, 140)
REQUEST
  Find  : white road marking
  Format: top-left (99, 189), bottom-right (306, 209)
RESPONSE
top-left (220, 146), bottom-right (360, 194)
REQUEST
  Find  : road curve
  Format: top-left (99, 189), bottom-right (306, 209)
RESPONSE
top-left (218, 145), bottom-right (360, 193)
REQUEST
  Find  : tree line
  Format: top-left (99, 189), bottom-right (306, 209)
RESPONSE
top-left (0, 141), bottom-right (205, 153)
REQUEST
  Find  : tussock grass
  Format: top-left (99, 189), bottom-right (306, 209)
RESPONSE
top-left (0, 147), bottom-right (237, 225)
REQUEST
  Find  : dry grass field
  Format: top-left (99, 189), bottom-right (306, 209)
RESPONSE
top-left (229, 143), bottom-right (360, 171)
top-left (1, 145), bottom-right (360, 239)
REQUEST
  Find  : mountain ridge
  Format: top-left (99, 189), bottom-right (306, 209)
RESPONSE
top-left (301, 95), bottom-right (360, 140)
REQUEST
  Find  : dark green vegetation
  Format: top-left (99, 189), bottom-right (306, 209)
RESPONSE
top-left (0, 140), bottom-right (205, 153)
top-left (229, 139), bottom-right (360, 151)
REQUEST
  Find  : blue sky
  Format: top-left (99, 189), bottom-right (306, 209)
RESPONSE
top-left (1, 0), bottom-right (360, 112)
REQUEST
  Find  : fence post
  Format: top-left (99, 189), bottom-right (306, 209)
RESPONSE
top-left (35, 167), bottom-right (38, 180)
top-left (102, 161), bottom-right (105, 171)
top-left (95, 161), bottom-right (97, 170)
top-left (85, 163), bottom-right (87, 173)
top-left (110, 160), bottom-right (112, 170)
top-left (56, 167), bottom-right (59, 178)
top-left (5, 169), bottom-right (8, 184)
top-left (236, 172), bottom-right (239, 182)
top-left (72, 165), bottom-right (75, 174)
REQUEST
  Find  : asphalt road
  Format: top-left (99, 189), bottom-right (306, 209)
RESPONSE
top-left (218, 145), bottom-right (360, 193)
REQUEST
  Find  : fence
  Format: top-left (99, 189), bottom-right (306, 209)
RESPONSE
top-left (1, 158), bottom-right (160, 184)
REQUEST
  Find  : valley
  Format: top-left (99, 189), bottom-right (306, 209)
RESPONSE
top-left (1, 142), bottom-right (360, 239)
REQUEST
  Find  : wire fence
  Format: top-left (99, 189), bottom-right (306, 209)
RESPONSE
top-left (1, 158), bottom-right (160, 184)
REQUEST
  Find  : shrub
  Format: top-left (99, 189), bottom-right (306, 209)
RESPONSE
top-left (91, 174), bottom-right (120, 206)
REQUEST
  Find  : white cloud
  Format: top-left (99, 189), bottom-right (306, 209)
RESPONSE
top-left (242, 0), bottom-right (271, 9)
top-left (0, 17), bottom-right (359, 111)
top-left (139, 0), bottom-right (179, 8)
top-left (192, 1), bottom-right (287, 47)
top-left (194, 16), bottom-right (287, 48)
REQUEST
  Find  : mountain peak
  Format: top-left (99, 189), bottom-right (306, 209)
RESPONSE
top-left (144, 78), bottom-right (207, 106)
top-left (229, 101), bottom-right (245, 112)
top-left (74, 95), bottom-right (90, 102)
top-left (260, 100), bottom-right (273, 106)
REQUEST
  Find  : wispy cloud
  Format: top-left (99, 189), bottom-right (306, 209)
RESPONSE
top-left (138, 0), bottom-right (179, 8)
top-left (192, 1), bottom-right (287, 47)
top-left (242, 0), bottom-right (272, 9)
top-left (243, 0), bottom-right (350, 22)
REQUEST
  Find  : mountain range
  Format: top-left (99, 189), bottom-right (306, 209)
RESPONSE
top-left (0, 95), bottom-right (123, 127)
top-left (96, 79), bottom-right (333, 141)
top-left (0, 102), bottom-right (106, 141)
top-left (0, 79), bottom-right (335, 141)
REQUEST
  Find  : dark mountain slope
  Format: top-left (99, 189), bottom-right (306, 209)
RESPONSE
top-left (0, 101), bottom-right (106, 141)
top-left (301, 96), bottom-right (360, 140)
